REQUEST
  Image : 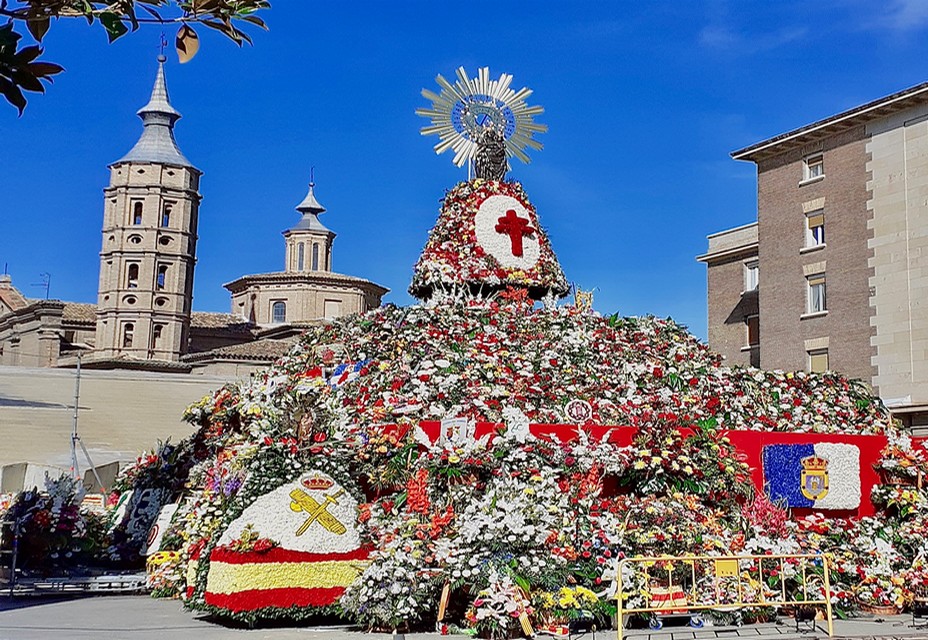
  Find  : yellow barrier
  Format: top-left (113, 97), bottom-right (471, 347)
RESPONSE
top-left (615, 553), bottom-right (834, 640)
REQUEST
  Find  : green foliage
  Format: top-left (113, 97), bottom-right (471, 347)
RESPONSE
top-left (0, 0), bottom-right (270, 112)
top-left (0, 22), bottom-right (61, 114)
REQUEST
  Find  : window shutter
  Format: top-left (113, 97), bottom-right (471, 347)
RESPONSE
top-left (807, 212), bottom-right (824, 228)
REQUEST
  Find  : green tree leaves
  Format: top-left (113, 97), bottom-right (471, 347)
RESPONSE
top-left (0, 0), bottom-right (270, 113)
top-left (0, 23), bottom-right (63, 114)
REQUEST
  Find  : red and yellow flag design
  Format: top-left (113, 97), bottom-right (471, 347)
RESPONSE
top-left (204, 546), bottom-right (370, 611)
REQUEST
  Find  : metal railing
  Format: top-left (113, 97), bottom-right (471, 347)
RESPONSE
top-left (615, 553), bottom-right (834, 640)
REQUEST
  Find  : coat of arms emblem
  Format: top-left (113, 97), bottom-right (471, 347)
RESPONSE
top-left (800, 455), bottom-right (830, 500)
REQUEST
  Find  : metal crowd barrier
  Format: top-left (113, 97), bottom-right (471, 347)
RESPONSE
top-left (615, 553), bottom-right (834, 640)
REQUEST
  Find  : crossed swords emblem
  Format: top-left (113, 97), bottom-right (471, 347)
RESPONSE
top-left (289, 488), bottom-right (347, 536)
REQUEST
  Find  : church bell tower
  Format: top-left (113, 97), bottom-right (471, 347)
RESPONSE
top-left (94, 55), bottom-right (201, 363)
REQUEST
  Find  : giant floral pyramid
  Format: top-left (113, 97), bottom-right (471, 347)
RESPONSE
top-left (13, 68), bottom-right (926, 632)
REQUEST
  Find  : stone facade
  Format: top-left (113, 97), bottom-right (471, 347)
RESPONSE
top-left (700, 81), bottom-right (928, 430)
top-left (697, 224), bottom-right (758, 368)
top-left (753, 125), bottom-right (873, 382)
top-left (0, 300), bottom-right (95, 367)
top-left (94, 161), bottom-right (201, 362)
top-left (0, 364), bottom-right (225, 469)
top-left (867, 102), bottom-right (928, 419)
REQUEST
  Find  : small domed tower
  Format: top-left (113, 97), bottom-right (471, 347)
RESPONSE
top-left (283, 180), bottom-right (335, 274)
top-left (94, 56), bottom-right (201, 363)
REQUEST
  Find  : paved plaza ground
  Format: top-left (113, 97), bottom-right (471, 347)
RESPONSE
top-left (0, 596), bottom-right (927, 640)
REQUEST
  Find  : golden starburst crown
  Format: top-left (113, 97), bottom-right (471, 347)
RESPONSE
top-left (416, 67), bottom-right (548, 168)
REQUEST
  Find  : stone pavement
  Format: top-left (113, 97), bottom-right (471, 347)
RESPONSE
top-left (0, 595), bottom-right (926, 640)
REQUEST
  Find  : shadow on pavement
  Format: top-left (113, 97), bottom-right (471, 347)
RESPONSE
top-left (0, 594), bottom-right (75, 612)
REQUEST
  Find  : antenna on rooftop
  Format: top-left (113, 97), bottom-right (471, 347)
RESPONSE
top-left (31, 272), bottom-right (50, 299)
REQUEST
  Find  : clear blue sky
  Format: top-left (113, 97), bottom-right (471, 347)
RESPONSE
top-left (3, 1), bottom-right (928, 339)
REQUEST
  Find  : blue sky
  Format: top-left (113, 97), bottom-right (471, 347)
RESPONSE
top-left (3, 1), bottom-right (928, 339)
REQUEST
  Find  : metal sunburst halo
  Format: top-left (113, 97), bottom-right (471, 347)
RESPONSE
top-left (416, 67), bottom-right (547, 168)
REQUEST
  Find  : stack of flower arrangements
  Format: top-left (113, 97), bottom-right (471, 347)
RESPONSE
top-left (104, 179), bottom-right (928, 630)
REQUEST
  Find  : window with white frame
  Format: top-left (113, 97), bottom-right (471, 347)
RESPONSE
top-left (807, 274), bottom-right (826, 314)
top-left (805, 210), bottom-right (825, 247)
top-left (744, 261), bottom-right (759, 292)
top-left (271, 300), bottom-right (287, 324)
top-left (808, 349), bottom-right (829, 373)
top-left (803, 154), bottom-right (824, 181)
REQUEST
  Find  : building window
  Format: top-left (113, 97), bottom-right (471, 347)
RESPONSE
top-left (271, 300), bottom-right (286, 324)
top-left (745, 314), bottom-right (759, 347)
top-left (312, 243), bottom-right (319, 271)
top-left (161, 203), bottom-right (172, 227)
top-left (298, 243), bottom-right (305, 271)
top-left (156, 264), bottom-right (168, 290)
top-left (132, 201), bottom-right (143, 225)
top-left (744, 261), bottom-right (759, 292)
top-left (809, 349), bottom-right (829, 373)
top-left (803, 154), bottom-right (824, 181)
top-left (151, 324), bottom-right (164, 349)
top-left (807, 274), bottom-right (826, 314)
top-left (122, 323), bottom-right (134, 348)
top-left (126, 263), bottom-right (139, 289)
top-left (806, 210), bottom-right (825, 247)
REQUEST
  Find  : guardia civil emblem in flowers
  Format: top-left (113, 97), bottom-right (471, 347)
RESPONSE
top-left (289, 474), bottom-right (347, 536)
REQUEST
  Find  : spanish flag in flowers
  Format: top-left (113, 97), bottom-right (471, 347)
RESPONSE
top-left (762, 443), bottom-right (861, 510)
top-left (205, 471), bottom-right (369, 613)
top-left (205, 546), bottom-right (369, 611)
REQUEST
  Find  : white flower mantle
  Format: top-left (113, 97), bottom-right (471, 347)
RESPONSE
top-left (474, 195), bottom-right (541, 269)
top-left (814, 443), bottom-right (861, 511)
top-left (218, 472), bottom-right (361, 554)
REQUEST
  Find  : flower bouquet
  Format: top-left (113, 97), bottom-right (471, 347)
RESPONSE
top-left (874, 433), bottom-right (928, 487)
top-left (855, 572), bottom-right (906, 614)
top-left (533, 586), bottom-right (600, 630)
top-left (465, 573), bottom-right (534, 640)
top-left (906, 559), bottom-right (928, 610)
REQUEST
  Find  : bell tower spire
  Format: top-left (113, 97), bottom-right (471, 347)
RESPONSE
top-left (93, 56), bottom-right (202, 365)
top-left (116, 54), bottom-right (192, 168)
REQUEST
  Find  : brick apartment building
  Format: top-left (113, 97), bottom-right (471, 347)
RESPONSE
top-left (698, 82), bottom-right (928, 431)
